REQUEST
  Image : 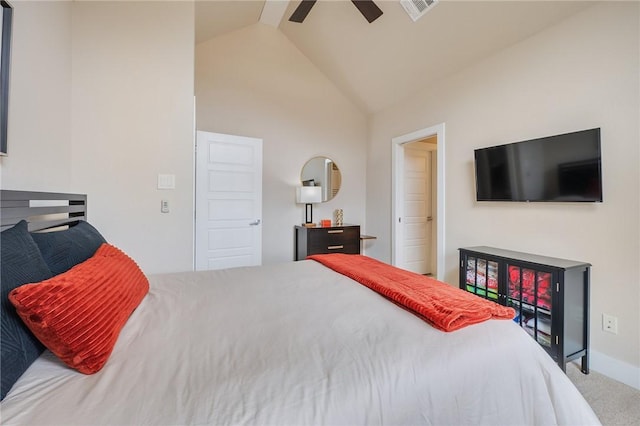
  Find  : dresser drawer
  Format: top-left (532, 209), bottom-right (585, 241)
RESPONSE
top-left (295, 225), bottom-right (360, 260)
top-left (308, 227), bottom-right (359, 249)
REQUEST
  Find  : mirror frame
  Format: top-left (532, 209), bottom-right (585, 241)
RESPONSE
top-left (300, 156), bottom-right (341, 202)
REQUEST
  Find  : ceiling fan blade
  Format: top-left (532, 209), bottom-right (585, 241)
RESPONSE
top-left (351, 0), bottom-right (383, 23)
top-left (289, 0), bottom-right (317, 23)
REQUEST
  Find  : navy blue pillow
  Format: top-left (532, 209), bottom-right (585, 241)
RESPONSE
top-left (31, 220), bottom-right (107, 276)
top-left (1, 220), bottom-right (53, 400)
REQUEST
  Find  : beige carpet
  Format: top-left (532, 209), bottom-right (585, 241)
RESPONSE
top-left (566, 363), bottom-right (640, 425)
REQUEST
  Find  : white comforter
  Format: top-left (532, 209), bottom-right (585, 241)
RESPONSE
top-left (1, 260), bottom-right (600, 425)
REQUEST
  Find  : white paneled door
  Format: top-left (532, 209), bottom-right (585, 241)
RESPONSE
top-left (195, 131), bottom-right (262, 270)
top-left (402, 145), bottom-right (433, 275)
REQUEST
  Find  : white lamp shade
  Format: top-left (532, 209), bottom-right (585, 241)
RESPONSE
top-left (296, 186), bottom-right (322, 204)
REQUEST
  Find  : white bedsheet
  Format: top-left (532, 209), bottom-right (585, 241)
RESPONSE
top-left (1, 260), bottom-right (600, 425)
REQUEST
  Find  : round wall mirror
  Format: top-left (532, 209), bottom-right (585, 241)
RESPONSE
top-left (300, 156), bottom-right (341, 202)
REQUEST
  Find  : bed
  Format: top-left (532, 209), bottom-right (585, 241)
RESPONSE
top-left (0, 190), bottom-right (600, 425)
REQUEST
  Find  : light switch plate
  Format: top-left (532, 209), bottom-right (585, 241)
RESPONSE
top-left (157, 174), bottom-right (176, 189)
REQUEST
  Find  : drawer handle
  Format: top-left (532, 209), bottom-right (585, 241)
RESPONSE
top-left (328, 245), bottom-right (344, 250)
top-left (327, 230), bottom-right (344, 234)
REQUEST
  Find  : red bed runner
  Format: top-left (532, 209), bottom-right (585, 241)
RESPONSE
top-left (309, 254), bottom-right (515, 332)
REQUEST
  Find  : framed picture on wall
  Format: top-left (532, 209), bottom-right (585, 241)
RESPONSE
top-left (1, 1), bottom-right (13, 156)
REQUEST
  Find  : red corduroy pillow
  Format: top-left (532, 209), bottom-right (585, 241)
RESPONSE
top-left (8, 243), bottom-right (149, 374)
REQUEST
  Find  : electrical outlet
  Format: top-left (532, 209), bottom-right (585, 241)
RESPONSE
top-left (602, 313), bottom-right (618, 334)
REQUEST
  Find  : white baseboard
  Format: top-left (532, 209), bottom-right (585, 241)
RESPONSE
top-left (583, 350), bottom-right (640, 390)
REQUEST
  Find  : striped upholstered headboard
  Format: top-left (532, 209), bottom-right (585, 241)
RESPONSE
top-left (0, 190), bottom-right (87, 232)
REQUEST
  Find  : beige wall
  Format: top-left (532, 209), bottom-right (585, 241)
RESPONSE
top-left (367, 2), bottom-right (639, 386)
top-left (0, 1), bottom-right (72, 191)
top-left (2, 1), bottom-right (195, 275)
top-left (195, 24), bottom-right (367, 264)
top-left (70, 1), bottom-right (195, 274)
top-left (2, 2), bottom-right (366, 270)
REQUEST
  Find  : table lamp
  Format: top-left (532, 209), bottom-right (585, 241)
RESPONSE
top-left (296, 186), bottom-right (322, 225)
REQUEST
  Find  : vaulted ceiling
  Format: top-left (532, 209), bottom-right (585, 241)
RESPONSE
top-left (195, 0), bottom-right (595, 114)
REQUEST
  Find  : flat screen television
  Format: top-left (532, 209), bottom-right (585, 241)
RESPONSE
top-left (474, 128), bottom-right (602, 202)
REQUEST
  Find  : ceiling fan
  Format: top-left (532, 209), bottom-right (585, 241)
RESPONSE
top-left (289, 0), bottom-right (383, 24)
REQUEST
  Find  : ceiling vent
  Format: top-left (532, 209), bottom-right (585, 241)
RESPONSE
top-left (400, 0), bottom-right (439, 22)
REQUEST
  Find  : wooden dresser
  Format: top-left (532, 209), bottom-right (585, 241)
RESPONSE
top-left (295, 225), bottom-right (360, 261)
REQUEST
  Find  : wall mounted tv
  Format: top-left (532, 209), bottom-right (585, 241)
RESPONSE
top-left (474, 128), bottom-right (602, 202)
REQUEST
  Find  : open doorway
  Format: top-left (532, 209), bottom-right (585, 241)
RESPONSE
top-left (392, 123), bottom-right (445, 281)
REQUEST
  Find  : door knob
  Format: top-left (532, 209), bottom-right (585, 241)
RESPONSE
top-left (249, 219), bottom-right (261, 226)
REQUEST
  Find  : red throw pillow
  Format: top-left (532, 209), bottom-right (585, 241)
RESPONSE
top-left (9, 243), bottom-right (149, 374)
